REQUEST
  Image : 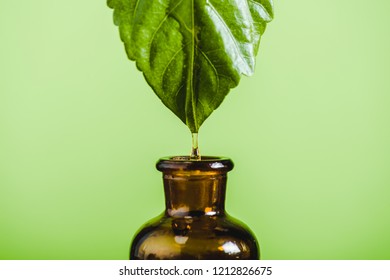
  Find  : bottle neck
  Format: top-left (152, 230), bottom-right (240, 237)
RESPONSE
top-left (163, 171), bottom-right (227, 217)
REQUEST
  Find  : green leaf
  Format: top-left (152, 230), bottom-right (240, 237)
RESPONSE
top-left (108, 0), bottom-right (273, 133)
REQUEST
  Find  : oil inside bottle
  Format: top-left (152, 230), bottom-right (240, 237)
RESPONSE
top-left (190, 133), bottom-right (201, 160)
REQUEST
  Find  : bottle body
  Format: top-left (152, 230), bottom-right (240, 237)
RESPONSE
top-left (130, 156), bottom-right (260, 260)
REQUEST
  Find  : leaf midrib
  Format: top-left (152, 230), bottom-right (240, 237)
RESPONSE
top-left (186, 0), bottom-right (197, 131)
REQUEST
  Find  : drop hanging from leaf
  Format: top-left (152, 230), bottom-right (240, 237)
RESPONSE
top-left (190, 133), bottom-right (200, 160)
top-left (108, 0), bottom-right (273, 154)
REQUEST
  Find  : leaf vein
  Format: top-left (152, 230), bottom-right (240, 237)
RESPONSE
top-left (147, 0), bottom-right (185, 61)
top-left (160, 44), bottom-right (188, 88)
top-left (247, 0), bottom-right (272, 21)
top-left (196, 46), bottom-right (220, 105)
top-left (132, 0), bottom-right (141, 20)
top-left (207, 1), bottom-right (250, 73)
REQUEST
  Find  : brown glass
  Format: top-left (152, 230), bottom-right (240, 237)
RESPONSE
top-left (130, 156), bottom-right (259, 260)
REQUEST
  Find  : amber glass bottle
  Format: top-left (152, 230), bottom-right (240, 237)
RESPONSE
top-left (130, 156), bottom-right (259, 260)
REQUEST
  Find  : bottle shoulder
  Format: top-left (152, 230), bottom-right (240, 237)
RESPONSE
top-left (131, 213), bottom-right (259, 260)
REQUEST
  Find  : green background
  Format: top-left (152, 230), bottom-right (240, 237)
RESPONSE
top-left (1, 0), bottom-right (389, 259)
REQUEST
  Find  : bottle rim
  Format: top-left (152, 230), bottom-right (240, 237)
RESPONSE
top-left (156, 156), bottom-right (234, 172)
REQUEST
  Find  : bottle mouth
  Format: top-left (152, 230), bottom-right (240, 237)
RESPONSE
top-left (156, 156), bottom-right (234, 172)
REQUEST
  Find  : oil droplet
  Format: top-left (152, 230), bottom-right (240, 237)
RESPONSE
top-left (190, 133), bottom-right (201, 160)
